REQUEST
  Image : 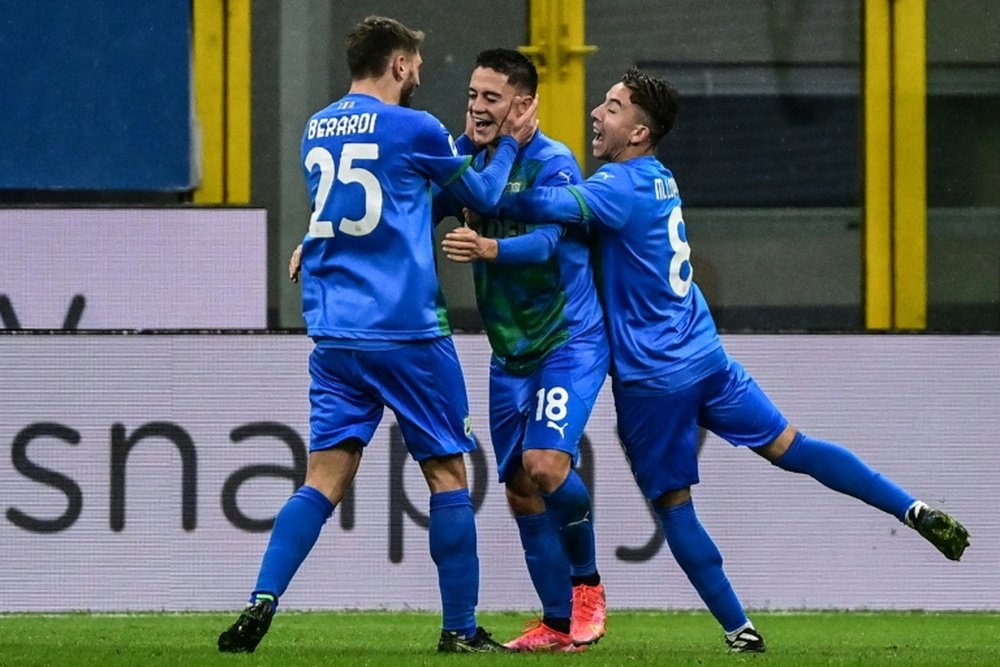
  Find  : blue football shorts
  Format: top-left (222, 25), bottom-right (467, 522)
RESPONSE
top-left (612, 357), bottom-right (788, 501)
top-left (308, 336), bottom-right (475, 460)
top-left (489, 333), bottom-right (610, 483)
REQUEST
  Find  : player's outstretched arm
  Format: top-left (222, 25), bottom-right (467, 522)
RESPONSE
top-left (444, 137), bottom-right (520, 212)
top-left (499, 185), bottom-right (587, 225)
top-left (443, 203), bottom-right (562, 265)
top-left (499, 166), bottom-right (632, 230)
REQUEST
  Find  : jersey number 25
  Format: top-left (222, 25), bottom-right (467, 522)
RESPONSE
top-left (304, 144), bottom-right (383, 238)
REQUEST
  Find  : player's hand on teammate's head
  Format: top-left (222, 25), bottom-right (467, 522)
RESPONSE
top-left (500, 94), bottom-right (539, 146)
top-left (288, 243), bottom-right (303, 283)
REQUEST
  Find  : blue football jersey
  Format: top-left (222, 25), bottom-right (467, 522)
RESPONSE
top-left (299, 93), bottom-right (517, 340)
top-left (439, 131), bottom-right (604, 374)
top-left (500, 155), bottom-right (723, 382)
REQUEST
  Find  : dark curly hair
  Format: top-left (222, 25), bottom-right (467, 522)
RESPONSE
top-left (621, 67), bottom-right (680, 147)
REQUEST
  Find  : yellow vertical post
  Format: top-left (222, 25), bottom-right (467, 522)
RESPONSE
top-left (193, 0), bottom-right (225, 203)
top-left (193, 0), bottom-right (252, 204)
top-left (520, 0), bottom-right (597, 167)
top-left (863, 0), bottom-right (927, 330)
top-left (892, 0), bottom-right (927, 329)
top-left (226, 0), bottom-right (252, 203)
top-left (864, 0), bottom-right (893, 330)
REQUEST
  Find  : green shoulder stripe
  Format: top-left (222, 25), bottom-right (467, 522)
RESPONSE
top-left (443, 155), bottom-right (475, 187)
top-left (567, 185), bottom-right (591, 221)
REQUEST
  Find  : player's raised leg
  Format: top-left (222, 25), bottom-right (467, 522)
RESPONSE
top-left (757, 425), bottom-right (970, 560)
top-left (699, 360), bottom-right (971, 562)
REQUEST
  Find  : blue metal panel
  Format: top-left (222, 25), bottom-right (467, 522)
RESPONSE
top-left (0, 0), bottom-right (192, 190)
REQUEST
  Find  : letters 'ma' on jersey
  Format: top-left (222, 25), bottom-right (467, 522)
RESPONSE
top-left (298, 93), bottom-right (475, 340)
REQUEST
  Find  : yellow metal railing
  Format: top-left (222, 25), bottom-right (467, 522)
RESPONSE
top-left (520, 0), bottom-right (597, 167)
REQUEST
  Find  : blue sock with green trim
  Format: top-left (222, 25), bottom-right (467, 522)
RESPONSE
top-left (252, 485), bottom-right (334, 603)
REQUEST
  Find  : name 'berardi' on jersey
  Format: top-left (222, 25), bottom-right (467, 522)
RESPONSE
top-left (306, 109), bottom-right (379, 140)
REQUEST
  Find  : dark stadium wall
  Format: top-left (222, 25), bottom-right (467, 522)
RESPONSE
top-left (255, 1), bottom-right (998, 332)
top-left (0, 2), bottom-right (995, 330)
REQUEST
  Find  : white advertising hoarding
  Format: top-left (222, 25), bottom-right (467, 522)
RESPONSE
top-left (0, 209), bottom-right (267, 329)
top-left (0, 334), bottom-right (996, 612)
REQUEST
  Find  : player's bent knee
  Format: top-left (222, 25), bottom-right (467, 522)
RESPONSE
top-left (655, 487), bottom-right (692, 508)
top-left (303, 441), bottom-right (364, 503)
top-left (754, 425), bottom-right (798, 462)
top-left (505, 483), bottom-right (545, 515)
top-left (419, 453), bottom-right (468, 493)
top-left (521, 449), bottom-right (572, 493)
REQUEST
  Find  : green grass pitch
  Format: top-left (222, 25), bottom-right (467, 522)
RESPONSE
top-left (1, 610), bottom-right (997, 666)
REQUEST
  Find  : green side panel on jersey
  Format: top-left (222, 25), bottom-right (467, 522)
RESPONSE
top-left (427, 182), bottom-right (452, 336)
top-left (473, 158), bottom-right (570, 375)
top-left (443, 155), bottom-right (475, 186)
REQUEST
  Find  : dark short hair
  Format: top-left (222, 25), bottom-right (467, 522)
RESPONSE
top-left (622, 67), bottom-right (680, 147)
top-left (474, 48), bottom-right (539, 95)
top-left (346, 15), bottom-right (424, 79)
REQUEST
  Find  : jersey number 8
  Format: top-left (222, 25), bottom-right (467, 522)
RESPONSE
top-left (668, 206), bottom-right (693, 297)
top-left (304, 143), bottom-right (383, 238)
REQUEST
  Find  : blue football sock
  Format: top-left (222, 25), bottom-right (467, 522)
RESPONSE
top-left (429, 488), bottom-right (479, 637)
top-left (656, 500), bottom-right (748, 633)
top-left (252, 485), bottom-right (334, 601)
top-left (773, 431), bottom-right (915, 522)
top-left (515, 512), bottom-right (572, 619)
top-left (541, 469), bottom-right (597, 578)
